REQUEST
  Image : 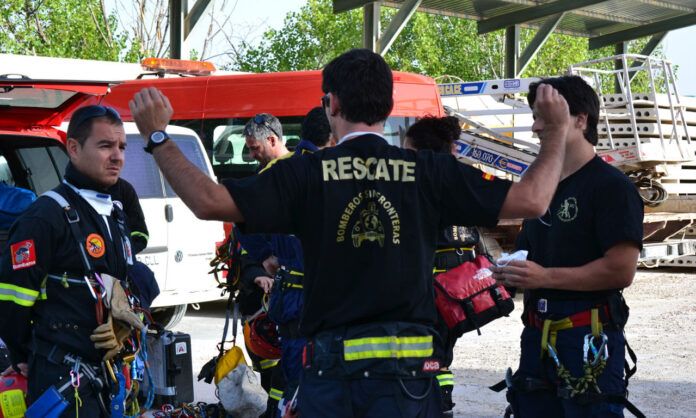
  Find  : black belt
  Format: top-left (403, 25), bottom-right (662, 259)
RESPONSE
top-left (32, 336), bottom-right (101, 365)
top-left (433, 248), bottom-right (475, 271)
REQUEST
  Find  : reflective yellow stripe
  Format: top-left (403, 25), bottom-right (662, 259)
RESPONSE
top-left (343, 335), bottom-right (433, 361)
top-left (260, 152), bottom-right (295, 174)
top-left (130, 231), bottom-right (149, 241)
top-left (269, 387), bottom-right (283, 401)
top-left (288, 270), bottom-right (304, 276)
top-left (283, 283), bottom-right (303, 290)
top-left (435, 247), bottom-right (474, 253)
top-left (260, 359), bottom-right (279, 370)
top-left (241, 249), bottom-right (248, 255)
top-left (0, 283), bottom-right (39, 307)
top-left (436, 373), bottom-right (454, 386)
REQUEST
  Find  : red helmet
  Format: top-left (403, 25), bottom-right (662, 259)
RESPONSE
top-left (0, 372), bottom-right (27, 418)
top-left (243, 312), bottom-right (281, 360)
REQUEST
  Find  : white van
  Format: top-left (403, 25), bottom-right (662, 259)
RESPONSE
top-left (121, 124), bottom-right (225, 327)
top-left (0, 80), bottom-right (224, 328)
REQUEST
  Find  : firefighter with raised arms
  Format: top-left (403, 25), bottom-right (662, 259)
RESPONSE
top-left (0, 105), bottom-right (144, 417)
top-left (491, 76), bottom-right (644, 418)
top-left (129, 48), bottom-right (571, 417)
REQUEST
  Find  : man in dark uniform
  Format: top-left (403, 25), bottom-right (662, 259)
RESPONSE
top-left (0, 105), bottom-right (136, 417)
top-left (129, 48), bottom-right (571, 417)
top-left (404, 115), bottom-right (483, 417)
top-left (491, 76), bottom-right (644, 418)
top-left (239, 107), bottom-right (334, 417)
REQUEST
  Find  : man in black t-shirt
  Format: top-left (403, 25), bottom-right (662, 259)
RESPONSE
top-left (491, 76), bottom-right (644, 418)
top-left (129, 49), bottom-right (571, 418)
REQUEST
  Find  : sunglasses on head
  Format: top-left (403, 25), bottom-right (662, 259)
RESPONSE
top-left (247, 114), bottom-right (281, 138)
top-left (68, 106), bottom-right (122, 138)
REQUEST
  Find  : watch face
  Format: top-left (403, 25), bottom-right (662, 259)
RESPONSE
top-left (150, 131), bottom-right (167, 143)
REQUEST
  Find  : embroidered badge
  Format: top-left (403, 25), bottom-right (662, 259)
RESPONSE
top-left (11, 239), bottom-right (36, 270)
top-left (86, 233), bottom-right (106, 258)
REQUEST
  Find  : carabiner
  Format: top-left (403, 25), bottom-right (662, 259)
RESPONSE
top-left (583, 333), bottom-right (609, 366)
top-left (592, 333), bottom-right (609, 366)
top-left (70, 369), bottom-right (80, 388)
top-left (583, 333), bottom-right (592, 364)
top-left (547, 344), bottom-right (561, 368)
top-left (83, 275), bottom-right (98, 300)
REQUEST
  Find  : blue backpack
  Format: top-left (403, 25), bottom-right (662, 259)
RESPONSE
top-left (0, 182), bottom-right (36, 229)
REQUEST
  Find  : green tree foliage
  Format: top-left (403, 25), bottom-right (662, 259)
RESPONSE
top-left (0, 0), bottom-right (136, 61)
top-left (233, 0), bottom-right (663, 90)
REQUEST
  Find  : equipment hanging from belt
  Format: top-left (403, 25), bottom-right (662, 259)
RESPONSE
top-left (490, 297), bottom-right (645, 418)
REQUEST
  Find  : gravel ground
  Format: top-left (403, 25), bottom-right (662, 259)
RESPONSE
top-left (175, 269), bottom-right (696, 417)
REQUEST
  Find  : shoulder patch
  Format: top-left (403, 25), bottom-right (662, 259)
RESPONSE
top-left (86, 233), bottom-right (106, 258)
top-left (11, 239), bottom-right (37, 270)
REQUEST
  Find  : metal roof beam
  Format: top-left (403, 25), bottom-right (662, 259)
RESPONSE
top-left (334, 0), bottom-right (373, 13)
top-left (364, 3), bottom-right (381, 52)
top-left (184, 0), bottom-right (212, 39)
top-left (170, 0), bottom-right (184, 59)
top-left (635, 0), bottom-right (696, 13)
top-left (505, 25), bottom-right (520, 79)
top-left (590, 13), bottom-right (696, 49)
top-left (477, 0), bottom-right (608, 35)
top-left (517, 13), bottom-right (565, 76)
top-left (629, 32), bottom-right (667, 82)
top-left (380, 0), bottom-right (422, 55)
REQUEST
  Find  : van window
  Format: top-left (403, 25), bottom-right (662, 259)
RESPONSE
top-left (384, 116), bottom-right (417, 148)
top-left (203, 117), bottom-right (302, 179)
top-left (49, 147), bottom-right (69, 176)
top-left (0, 87), bottom-right (77, 109)
top-left (15, 146), bottom-right (64, 195)
top-left (202, 116), bottom-right (415, 180)
top-left (163, 134), bottom-right (211, 198)
top-left (0, 156), bottom-right (13, 185)
top-left (122, 134), bottom-right (165, 199)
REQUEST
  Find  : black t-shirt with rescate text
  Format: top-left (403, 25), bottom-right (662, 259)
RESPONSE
top-left (225, 134), bottom-right (511, 337)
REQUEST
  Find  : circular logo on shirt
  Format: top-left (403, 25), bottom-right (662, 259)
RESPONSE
top-left (556, 197), bottom-right (578, 222)
top-left (86, 233), bottom-right (106, 258)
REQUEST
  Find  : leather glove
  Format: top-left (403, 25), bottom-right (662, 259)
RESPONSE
top-left (110, 279), bottom-right (145, 331)
top-left (90, 313), bottom-right (131, 361)
top-left (100, 273), bottom-right (116, 309)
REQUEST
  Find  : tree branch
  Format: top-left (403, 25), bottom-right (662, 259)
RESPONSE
top-left (89, 3), bottom-right (111, 46)
top-left (99, 0), bottom-right (114, 45)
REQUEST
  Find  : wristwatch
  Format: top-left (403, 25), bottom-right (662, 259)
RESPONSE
top-left (144, 130), bottom-right (170, 154)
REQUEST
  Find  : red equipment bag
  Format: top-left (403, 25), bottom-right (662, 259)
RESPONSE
top-left (434, 255), bottom-right (514, 337)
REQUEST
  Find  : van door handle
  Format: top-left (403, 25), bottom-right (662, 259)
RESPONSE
top-left (165, 204), bottom-right (173, 222)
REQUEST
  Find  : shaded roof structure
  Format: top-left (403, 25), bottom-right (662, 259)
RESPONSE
top-left (333, 0), bottom-right (696, 77)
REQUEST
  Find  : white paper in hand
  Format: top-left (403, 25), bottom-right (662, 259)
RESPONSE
top-left (496, 250), bottom-right (528, 267)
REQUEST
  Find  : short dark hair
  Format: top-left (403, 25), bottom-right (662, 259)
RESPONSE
top-left (67, 105), bottom-right (123, 146)
top-left (322, 49), bottom-right (393, 125)
top-left (405, 116), bottom-right (461, 153)
top-left (301, 107), bottom-right (331, 147)
top-left (527, 75), bottom-right (599, 145)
